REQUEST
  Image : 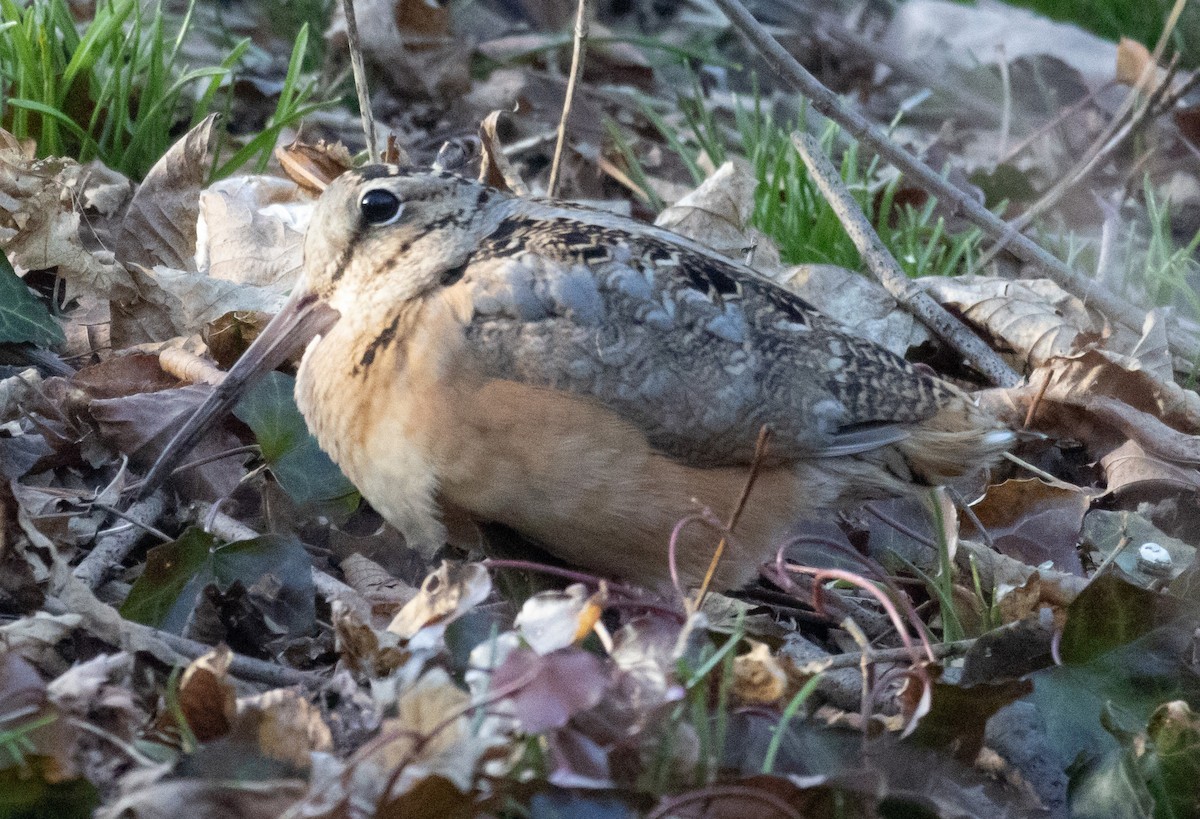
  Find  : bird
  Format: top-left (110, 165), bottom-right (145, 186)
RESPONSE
top-left (147, 164), bottom-right (1012, 590)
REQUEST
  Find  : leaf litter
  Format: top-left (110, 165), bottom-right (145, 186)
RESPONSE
top-left (2, 0), bottom-right (1200, 816)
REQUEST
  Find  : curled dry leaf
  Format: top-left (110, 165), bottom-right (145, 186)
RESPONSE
top-left (276, 140), bottom-right (354, 194)
top-left (654, 159), bottom-right (783, 274)
top-left (115, 115), bottom-right (218, 271)
top-left (331, 600), bottom-right (409, 678)
top-left (477, 110), bottom-right (529, 195)
top-left (1100, 439), bottom-right (1200, 499)
top-left (338, 553), bottom-right (419, 618)
top-left (235, 688), bottom-right (334, 769)
top-left (732, 640), bottom-right (787, 705)
top-left (171, 645), bottom-right (237, 743)
top-left (981, 349), bottom-right (1200, 465)
top-left (514, 583), bottom-right (603, 654)
top-left (784, 264), bottom-right (929, 356)
top-left (919, 276), bottom-right (1102, 369)
top-left (387, 561), bottom-right (491, 642)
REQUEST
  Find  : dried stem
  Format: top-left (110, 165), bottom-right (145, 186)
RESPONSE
top-left (341, 0), bottom-right (377, 161)
top-left (708, 0), bottom-right (1200, 361)
top-left (692, 425), bottom-right (772, 612)
top-left (547, 0), bottom-right (589, 197)
top-left (791, 131), bottom-right (1021, 387)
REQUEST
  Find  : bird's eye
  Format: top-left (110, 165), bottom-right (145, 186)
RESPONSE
top-left (359, 189), bottom-right (403, 226)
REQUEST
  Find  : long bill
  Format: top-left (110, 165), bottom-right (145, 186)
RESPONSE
top-left (137, 288), bottom-right (340, 498)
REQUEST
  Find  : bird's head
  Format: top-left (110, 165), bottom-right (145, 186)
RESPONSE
top-left (303, 165), bottom-right (504, 313)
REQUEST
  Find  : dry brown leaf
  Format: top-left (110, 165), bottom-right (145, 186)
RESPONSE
top-left (478, 110), bottom-right (528, 195)
top-left (115, 115), bottom-right (217, 271)
top-left (654, 160), bottom-right (783, 274)
top-left (235, 688), bottom-right (333, 769)
top-left (982, 349), bottom-right (1200, 464)
top-left (919, 276), bottom-right (1102, 368)
top-left (276, 140), bottom-right (354, 193)
top-left (117, 263), bottom-right (291, 344)
top-left (0, 153), bottom-right (135, 303)
top-left (732, 640), bottom-right (787, 705)
top-left (196, 175), bottom-right (310, 287)
top-left (1115, 36), bottom-right (1155, 87)
top-left (963, 479), bottom-right (1092, 575)
top-left (339, 552), bottom-right (419, 616)
top-left (1100, 439), bottom-right (1200, 498)
top-left (331, 600), bottom-right (410, 677)
top-left (387, 561), bottom-right (491, 642)
top-left (171, 646), bottom-right (236, 743)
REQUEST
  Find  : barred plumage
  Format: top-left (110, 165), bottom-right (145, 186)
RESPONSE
top-left (210, 165), bottom-right (1015, 588)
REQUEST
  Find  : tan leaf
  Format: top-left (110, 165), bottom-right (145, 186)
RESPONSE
top-left (920, 276), bottom-right (1101, 368)
top-left (339, 553), bottom-right (419, 617)
top-left (1116, 36), bottom-right (1155, 86)
top-left (116, 115), bottom-right (218, 271)
top-left (732, 640), bottom-right (786, 705)
top-left (654, 160), bottom-right (783, 274)
top-left (332, 600), bottom-right (409, 677)
top-left (1100, 439), bottom-right (1200, 497)
top-left (235, 688), bottom-right (333, 769)
top-left (196, 175), bottom-right (310, 287)
top-left (782, 264), bottom-right (929, 356)
top-left (387, 562), bottom-right (491, 642)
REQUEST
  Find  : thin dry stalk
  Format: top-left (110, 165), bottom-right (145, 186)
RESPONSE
top-left (990, 51), bottom-right (1181, 250)
top-left (791, 131), bottom-right (1022, 387)
top-left (341, 0), bottom-right (377, 161)
top-left (708, 0), bottom-right (1200, 361)
top-left (547, 0), bottom-right (589, 197)
top-left (692, 425), bottom-right (772, 612)
top-left (789, 638), bottom-right (977, 675)
top-left (971, 1), bottom-right (1188, 276)
top-left (998, 84), bottom-right (1111, 166)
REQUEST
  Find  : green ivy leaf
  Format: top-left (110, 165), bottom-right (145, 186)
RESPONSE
top-left (120, 527), bottom-right (314, 635)
top-left (0, 248), bottom-right (64, 347)
top-left (233, 370), bottom-right (358, 509)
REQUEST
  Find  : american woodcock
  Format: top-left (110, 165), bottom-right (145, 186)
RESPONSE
top-left (148, 165), bottom-right (1012, 589)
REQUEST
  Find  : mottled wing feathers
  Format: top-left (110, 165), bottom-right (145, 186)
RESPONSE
top-left (457, 207), bottom-right (953, 466)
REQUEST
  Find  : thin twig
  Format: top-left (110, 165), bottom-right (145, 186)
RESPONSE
top-left (791, 131), bottom-right (1021, 387)
top-left (73, 492), bottom-right (168, 590)
top-left (547, 0), bottom-right (589, 197)
top-left (969, 6), bottom-right (1186, 276)
top-left (998, 83), bottom-right (1111, 166)
top-left (707, 0), bottom-right (1200, 361)
top-left (692, 425), bottom-right (772, 612)
top-left (341, 0), bottom-right (377, 161)
top-left (41, 595), bottom-right (315, 687)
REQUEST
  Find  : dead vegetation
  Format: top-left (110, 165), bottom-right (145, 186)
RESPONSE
top-left (2, 0), bottom-right (1200, 816)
